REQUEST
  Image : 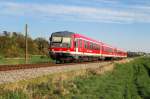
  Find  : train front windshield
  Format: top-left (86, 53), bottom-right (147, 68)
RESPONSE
top-left (51, 36), bottom-right (71, 48)
top-left (52, 37), bottom-right (62, 42)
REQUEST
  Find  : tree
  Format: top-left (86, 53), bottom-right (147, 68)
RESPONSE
top-left (3, 31), bottom-right (10, 37)
top-left (0, 31), bottom-right (49, 57)
top-left (34, 37), bottom-right (49, 54)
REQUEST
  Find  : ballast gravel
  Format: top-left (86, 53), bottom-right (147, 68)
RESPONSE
top-left (0, 62), bottom-right (111, 84)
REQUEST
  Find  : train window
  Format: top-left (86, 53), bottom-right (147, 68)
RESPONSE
top-left (89, 42), bottom-right (91, 50)
top-left (90, 43), bottom-right (91, 49)
top-left (108, 48), bottom-right (111, 52)
top-left (104, 47), bottom-right (112, 52)
top-left (93, 44), bottom-right (95, 50)
top-left (52, 36), bottom-right (62, 42)
top-left (79, 39), bottom-right (82, 48)
top-left (91, 43), bottom-right (94, 50)
top-left (92, 43), bottom-right (94, 50)
top-left (109, 48), bottom-right (113, 52)
top-left (106, 48), bottom-right (108, 52)
top-left (87, 42), bottom-right (90, 49)
top-left (86, 41), bottom-right (88, 48)
top-left (94, 44), bottom-right (100, 50)
top-left (92, 44), bottom-right (93, 50)
top-left (95, 44), bottom-right (97, 50)
top-left (75, 39), bottom-right (78, 48)
top-left (84, 41), bottom-right (88, 48)
top-left (89, 42), bottom-right (92, 49)
top-left (88, 42), bottom-right (92, 50)
top-left (95, 44), bottom-right (99, 50)
top-left (95, 44), bottom-right (98, 50)
top-left (98, 45), bottom-right (101, 50)
top-left (94, 44), bottom-right (97, 50)
top-left (109, 48), bottom-right (111, 52)
top-left (62, 37), bottom-right (71, 44)
top-left (95, 45), bottom-right (97, 50)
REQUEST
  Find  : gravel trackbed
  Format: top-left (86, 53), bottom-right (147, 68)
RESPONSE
top-left (0, 62), bottom-right (112, 84)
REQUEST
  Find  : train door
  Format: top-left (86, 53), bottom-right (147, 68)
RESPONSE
top-left (74, 39), bottom-right (83, 55)
top-left (74, 39), bottom-right (78, 53)
top-left (78, 39), bottom-right (83, 53)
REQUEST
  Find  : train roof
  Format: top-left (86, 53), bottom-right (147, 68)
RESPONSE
top-left (51, 31), bottom-right (74, 37)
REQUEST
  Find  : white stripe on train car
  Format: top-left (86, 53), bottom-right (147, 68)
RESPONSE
top-left (51, 51), bottom-right (128, 58)
top-left (51, 51), bottom-right (102, 56)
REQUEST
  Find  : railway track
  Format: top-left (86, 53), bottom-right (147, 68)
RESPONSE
top-left (0, 63), bottom-right (57, 71)
top-left (0, 61), bottom-right (111, 71)
top-left (0, 59), bottom-right (132, 84)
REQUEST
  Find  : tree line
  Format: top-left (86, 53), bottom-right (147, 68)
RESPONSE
top-left (0, 31), bottom-right (49, 58)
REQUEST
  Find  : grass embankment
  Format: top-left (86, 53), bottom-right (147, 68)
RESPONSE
top-left (0, 57), bottom-right (150, 99)
top-left (0, 55), bottom-right (52, 65)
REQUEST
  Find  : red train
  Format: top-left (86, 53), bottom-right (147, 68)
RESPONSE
top-left (49, 31), bottom-right (127, 63)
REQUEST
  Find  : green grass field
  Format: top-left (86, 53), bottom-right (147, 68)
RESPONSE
top-left (68, 57), bottom-right (150, 99)
top-left (0, 55), bottom-right (52, 65)
top-left (0, 57), bottom-right (150, 99)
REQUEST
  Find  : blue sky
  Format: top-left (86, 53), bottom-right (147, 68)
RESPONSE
top-left (0, 0), bottom-right (150, 52)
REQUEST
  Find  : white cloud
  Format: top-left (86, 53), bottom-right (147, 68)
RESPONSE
top-left (89, 0), bottom-right (119, 4)
top-left (0, 2), bottom-right (150, 23)
top-left (69, 0), bottom-right (119, 5)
